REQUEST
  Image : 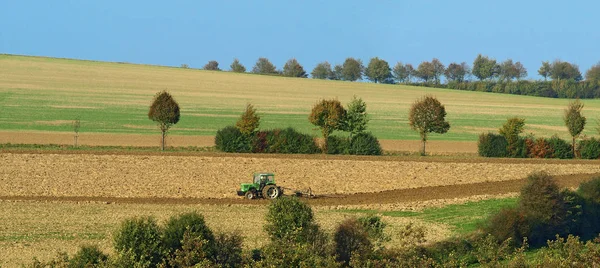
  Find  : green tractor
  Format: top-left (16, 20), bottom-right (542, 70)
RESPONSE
top-left (237, 172), bottom-right (283, 199)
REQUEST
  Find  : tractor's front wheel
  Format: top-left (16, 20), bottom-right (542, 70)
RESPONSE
top-left (245, 189), bottom-right (257, 200)
top-left (262, 185), bottom-right (280, 199)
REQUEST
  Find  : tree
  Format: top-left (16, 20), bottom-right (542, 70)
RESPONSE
top-left (538, 61), bottom-right (551, 81)
top-left (550, 60), bottom-right (582, 81)
top-left (264, 197), bottom-right (320, 244)
top-left (514, 61), bottom-right (527, 80)
top-left (341, 57), bottom-right (364, 81)
top-left (148, 91), bottom-right (180, 151)
top-left (332, 64), bottom-right (343, 80)
top-left (252, 57), bottom-right (278, 75)
top-left (585, 62), bottom-right (600, 82)
top-left (311, 61), bottom-right (333, 79)
top-left (408, 95), bottom-right (450, 155)
top-left (392, 62), bottom-right (413, 83)
top-left (235, 103), bottom-right (260, 135)
top-left (309, 99), bottom-right (346, 152)
top-left (203, 60), bottom-right (221, 71)
top-left (341, 96), bottom-right (368, 139)
top-left (564, 99), bottom-right (586, 157)
top-left (230, 59), bottom-right (246, 73)
top-left (472, 54), bottom-right (498, 81)
top-left (282, 58), bottom-right (308, 78)
top-left (444, 62), bottom-right (469, 82)
top-left (431, 58), bottom-right (445, 84)
top-left (364, 57), bottom-right (391, 83)
top-left (415, 61), bottom-right (435, 82)
top-left (499, 117), bottom-right (525, 157)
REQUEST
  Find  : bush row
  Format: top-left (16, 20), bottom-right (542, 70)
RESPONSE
top-left (215, 125), bottom-right (382, 155)
top-left (412, 80), bottom-right (600, 99)
top-left (478, 134), bottom-right (600, 159)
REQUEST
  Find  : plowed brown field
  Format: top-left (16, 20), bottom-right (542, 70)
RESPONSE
top-left (2, 152), bottom-right (600, 203)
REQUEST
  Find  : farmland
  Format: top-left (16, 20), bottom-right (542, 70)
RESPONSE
top-left (2, 55), bottom-right (600, 266)
top-left (2, 54), bottom-right (600, 146)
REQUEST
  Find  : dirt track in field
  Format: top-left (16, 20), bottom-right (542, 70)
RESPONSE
top-left (0, 131), bottom-right (477, 154)
top-left (1, 151), bottom-right (599, 206)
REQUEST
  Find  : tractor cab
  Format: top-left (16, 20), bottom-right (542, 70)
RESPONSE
top-left (237, 172), bottom-right (282, 199)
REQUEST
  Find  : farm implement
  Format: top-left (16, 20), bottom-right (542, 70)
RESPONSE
top-left (237, 172), bottom-right (315, 200)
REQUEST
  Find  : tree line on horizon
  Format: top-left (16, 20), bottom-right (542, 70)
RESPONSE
top-left (192, 55), bottom-right (600, 85)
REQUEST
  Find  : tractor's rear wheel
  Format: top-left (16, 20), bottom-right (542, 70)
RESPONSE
top-left (262, 185), bottom-right (280, 199)
top-left (245, 189), bottom-right (257, 200)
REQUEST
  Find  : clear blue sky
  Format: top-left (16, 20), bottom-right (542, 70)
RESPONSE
top-left (2, 0), bottom-right (599, 79)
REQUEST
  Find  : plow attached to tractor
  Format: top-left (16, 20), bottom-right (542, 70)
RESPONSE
top-left (237, 172), bottom-right (315, 199)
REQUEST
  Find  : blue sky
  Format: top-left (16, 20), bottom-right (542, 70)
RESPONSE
top-left (1, 0), bottom-right (599, 79)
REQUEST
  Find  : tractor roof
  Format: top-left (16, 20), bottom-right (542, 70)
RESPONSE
top-left (254, 172), bottom-right (274, 176)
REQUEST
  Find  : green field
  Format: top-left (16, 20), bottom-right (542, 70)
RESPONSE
top-left (1, 54), bottom-right (599, 141)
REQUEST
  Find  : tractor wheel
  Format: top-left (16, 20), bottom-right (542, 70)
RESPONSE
top-left (262, 185), bottom-right (280, 199)
top-left (245, 189), bottom-right (257, 200)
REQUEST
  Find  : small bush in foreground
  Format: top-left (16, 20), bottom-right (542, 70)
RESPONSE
top-left (113, 216), bottom-right (164, 267)
top-left (69, 245), bottom-right (109, 267)
top-left (162, 212), bottom-right (215, 258)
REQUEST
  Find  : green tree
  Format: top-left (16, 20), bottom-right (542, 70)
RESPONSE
top-left (431, 58), bottom-right (445, 84)
top-left (341, 95), bottom-right (368, 139)
top-left (264, 197), bottom-right (321, 244)
top-left (311, 61), bottom-right (333, 79)
top-left (113, 216), bottom-right (164, 267)
top-left (364, 57), bottom-right (391, 83)
top-left (538, 61), bottom-right (551, 81)
top-left (309, 99), bottom-right (346, 152)
top-left (392, 62), bottom-right (414, 83)
top-left (203, 60), bottom-right (221, 71)
top-left (445, 62), bottom-right (469, 82)
top-left (564, 99), bottom-right (586, 157)
top-left (341, 57), bottom-right (364, 81)
top-left (148, 91), bottom-right (180, 151)
top-left (499, 59), bottom-right (517, 82)
top-left (230, 58), bottom-right (246, 73)
top-left (550, 60), bottom-right (582, 81)
top-left (585, 62), bottom-right (600, 82)
top-left (252, 57), bottom-right (278, 75)
top-left (408, 95), bottom-right (450, 155)
top-left (163, 212), bottom-right (215, 259)
top-left (282, 58), bottom-right (308, 78)
top-left (499, 117), bottom-right (525, 157)
top-left (514, 61), bottom-right (527, 80)
top-left (332, 64), bottom-right (344, 80)
top-left (472, 54), bottom-right (498, 81)
top-left (415, 61), bottom-right (435, 82)
top-left (235, 103), bottom-right (260, 135)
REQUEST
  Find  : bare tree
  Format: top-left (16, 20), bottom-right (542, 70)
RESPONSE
top-left (73, 117), bottom-right (80, 147)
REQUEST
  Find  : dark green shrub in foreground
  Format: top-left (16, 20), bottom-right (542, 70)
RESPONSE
top-left (69, 245), bottom-right (109, 267)
top-left (162, 212), bottom-right (215, 258)
top-left (215, 125), bottom-right (252, 153)
top-left (579, 138), bottom-right (600, 159)
top-left (578, 177), bottom-right (600, 203)
top-left (264, 196), bottom-right (321, 244)
top-left (334, 218), bottom-right (373, 265)
top-left (213, 231), bottom-right (244, 268)
top-left (113, 216), bottom-right (164, 267)
top-left (326, 135), bottom-right (350, 154)
top-left (349, 132), bottom-right (382, 155)
top-left (478, 133), bottom-right (508, 157)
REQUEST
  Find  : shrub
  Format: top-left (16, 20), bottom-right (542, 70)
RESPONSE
top-left (254, 239), bottom-right (338, 268)
top-left (264, 196), bottom-right (321, 244)
top-left (69, 245), bottom-right (108, 267)
top-left (167, 230), bottom-right (213, 268)
top-left (215, 125), bottom-right (252, 153)
top-left (526, 137), bottom-right (553, 158)
top-left (484, 207), bottom-right (530, 246)
top-left (334, 218), bottom-right (373, 265)
top-left (478, 133), bottom-right (508, 157)
top-left (547, 136), bottom-right (573, 159)
top-left (113, 216), bottom-right (164, 267)
top-left (162, 212), bottom-right (215, 258)
top-left (578, 177), bottom-right (600, 203)
top-left (578, 138), bottom-right (600, 159)
top-left (349, 132), bottom-right (382, 155)
top-left (253, 128), bottom-right (319, 154)
top-left (326, 135), bottom-right (350, 154)
top-left (213, 231), bottom-right (244, 268)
